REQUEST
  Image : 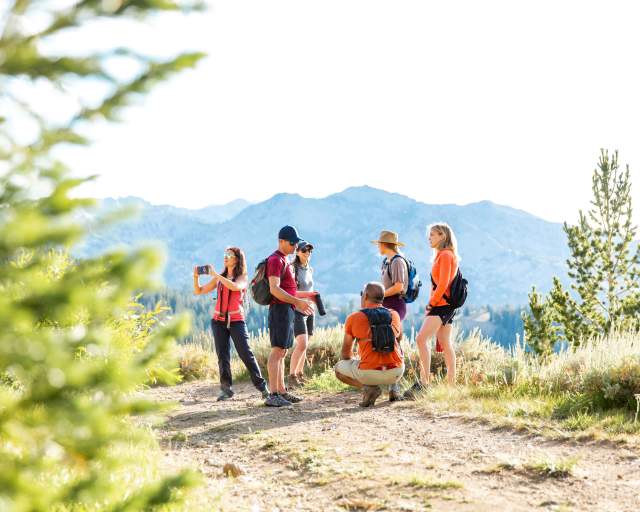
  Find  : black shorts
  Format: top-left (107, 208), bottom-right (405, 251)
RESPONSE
top-left (294, 312), bottom-right (315, 337)
top-left (268, 303), bottom-right (295, 349)
top-left (427, 305), bottom-right (456, 325)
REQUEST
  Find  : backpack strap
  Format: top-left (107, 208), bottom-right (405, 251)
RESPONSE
top-left (360, 307), bottom-right (393, 330)
top-left (259, 255), bottom-right (289, 284)
top-left (271, 254), bottom-right (289, 279)
top-left (384, 254), bottom-right (404, 279)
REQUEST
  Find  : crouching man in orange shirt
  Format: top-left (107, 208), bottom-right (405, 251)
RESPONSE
top-left (334, 282), bottom-right (405, 407)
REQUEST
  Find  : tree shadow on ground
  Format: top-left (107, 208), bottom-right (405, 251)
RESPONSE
top-left (161, 387), bottom-right (391, 445)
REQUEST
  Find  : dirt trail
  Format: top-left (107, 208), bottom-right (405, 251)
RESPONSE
top-left (146, 381), bottom-right (640, 511)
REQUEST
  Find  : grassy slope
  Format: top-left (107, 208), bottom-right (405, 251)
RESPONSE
top-left (177, 326), bottom-right (640, 442)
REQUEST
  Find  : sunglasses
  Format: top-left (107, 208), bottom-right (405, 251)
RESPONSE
top-left (223, 252), bottom-right (236, 259)
top-left (300, 248), bottom-right (313, 254)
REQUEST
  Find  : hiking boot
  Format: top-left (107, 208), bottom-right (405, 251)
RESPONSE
top-left (360, 385), bottom-right (382, 408)
top-left (389, 389), bottom-right (405, 402)
top-left (264, 393), bottom-right (292, 407)
top-left (287, 375), bottom-right (303, 389)
top-left (216, 389), bottom-right (234, 401)
top-left (402, 381), bottom-right (426, 401)
top-left (281, 391), bottom-right (303, 403)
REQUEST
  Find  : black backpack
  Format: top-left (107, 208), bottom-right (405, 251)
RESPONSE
top-left (360, 307), bottom-right (396, 353)
top-left (250, 256), bottom-right (287, 306)
top-left (384, 255), bottom-right (422, 304)
top-left (431, 268), bottom-right (468, 309)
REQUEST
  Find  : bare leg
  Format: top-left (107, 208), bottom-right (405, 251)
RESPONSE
top-left (268, 347), bottom-right (287, 394)
top-left (296, 334), bottom-right (309, 376)
top-left (335, 370), bottom-right (363, 389)
top-left (278, 354), bottom-right (287, 393)
top-left (436, 324), bottom-right (456, 385)
top-left (289, 334), bottom-right (308, 376)
top-left (415, 316), bottom-right (443, 385)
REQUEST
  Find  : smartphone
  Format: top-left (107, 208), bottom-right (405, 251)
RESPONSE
top-left (196, 265), bottom-right (210, 275)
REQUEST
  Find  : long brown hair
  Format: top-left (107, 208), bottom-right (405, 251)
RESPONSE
top-left (221, 246), bottom-right (247, 280)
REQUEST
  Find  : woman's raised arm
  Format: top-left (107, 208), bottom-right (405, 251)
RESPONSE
top-left (215, 273), bottom-right (247, 292)
top-left (193, 267), bottom-right (219, 295)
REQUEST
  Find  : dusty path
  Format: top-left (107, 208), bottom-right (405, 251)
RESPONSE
top-left (146, 381), bottom-right (640, 511)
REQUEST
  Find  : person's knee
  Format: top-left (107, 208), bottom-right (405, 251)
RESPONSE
top-left (439, 338), bottom-right (454, 352)
top-left (335, 369), bottom-right (361, 387)
top-left (416, 335), bottom-right (431, 352)
top-left (416, 328), bottom-right (430, 346)
top-left (270, 347), bottom-right (287, 359)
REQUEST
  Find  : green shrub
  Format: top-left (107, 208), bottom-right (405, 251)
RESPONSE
top-left (178, 344), bottom-right (217, 381)
top-left (581, 355), bottom-right (640, 409)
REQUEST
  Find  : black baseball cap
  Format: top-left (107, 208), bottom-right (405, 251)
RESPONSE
top-left (278, 225), bottom-right (302, 244)
top-left (297, 241), bottom-right (314, 251)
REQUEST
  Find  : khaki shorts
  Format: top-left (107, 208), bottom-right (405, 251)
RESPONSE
top-left (334, 359), bottom-right (404, 386)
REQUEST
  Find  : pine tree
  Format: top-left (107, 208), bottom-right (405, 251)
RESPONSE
top-left (1, 1), bottom-right (205, 510)
top-left (523, 150), bottom-right (640, 354)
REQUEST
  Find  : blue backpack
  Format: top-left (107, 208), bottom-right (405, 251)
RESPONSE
top-left (384, 255), bottom-right (422, 304)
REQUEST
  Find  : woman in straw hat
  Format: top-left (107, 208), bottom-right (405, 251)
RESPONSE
top-left (372, 230), bottom-right (410, 321)
top-left (372, 230), bottom-right (410, 402)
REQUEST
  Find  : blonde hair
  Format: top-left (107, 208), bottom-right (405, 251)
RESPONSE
top-left (428, 223), bottom-right (460, 261)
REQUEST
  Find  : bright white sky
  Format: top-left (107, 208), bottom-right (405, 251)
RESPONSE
top-left (62, 0), bottom-right (640, 225)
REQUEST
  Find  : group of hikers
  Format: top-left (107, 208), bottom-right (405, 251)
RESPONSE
top-left (193, 223), bottom-right (465, 408)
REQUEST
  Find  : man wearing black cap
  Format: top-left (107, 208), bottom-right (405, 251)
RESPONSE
top-left (264, 225), bottom-right (315, 407)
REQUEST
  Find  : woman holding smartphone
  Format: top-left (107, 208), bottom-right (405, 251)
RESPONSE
top-left (288, 241), bottom-right (316, 388)
top-left (193, 247), bottom-right (268, 401)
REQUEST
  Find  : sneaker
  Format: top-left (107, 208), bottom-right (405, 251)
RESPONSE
top-left (281, 391), bottom-right (303, 403)
top-left (402, 381), bottom-right (426, 401)
top-left (216, 389), bottom-right (234, 401)
top-left (287, 375), bottom-right (303, 389)
top-left (360, 385), bottom-right (382, 408)
top-left (260, 388), bottom-right (270, 399)
top-left (389, 389), bottom-right (405, 402)
top-left (264, 393), bottom-right (292, 407)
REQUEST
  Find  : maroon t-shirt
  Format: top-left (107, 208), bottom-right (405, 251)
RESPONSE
top-left (266, 250), bottom-right (297, 305)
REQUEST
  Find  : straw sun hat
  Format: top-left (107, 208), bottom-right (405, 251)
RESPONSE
top-left (370, 230), bottom-right (405, 247)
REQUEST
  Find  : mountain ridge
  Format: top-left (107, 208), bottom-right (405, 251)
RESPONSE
top-left (75, 186), bottom-right (570, 307)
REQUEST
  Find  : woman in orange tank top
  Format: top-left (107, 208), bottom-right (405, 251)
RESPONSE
top-left (404, 223), bottom-right (459, 398)
top-left (194, 247), bottom-right (267, 401)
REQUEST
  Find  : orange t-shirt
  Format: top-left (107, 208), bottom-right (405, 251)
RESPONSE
top-left (344, 307), bottom-right (403, 370)
top-left (429, 249), bottom-right (458, 307)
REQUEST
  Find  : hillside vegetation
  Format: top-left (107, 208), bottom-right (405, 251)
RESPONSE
top-left (177, 326), bottom-right (640, 438)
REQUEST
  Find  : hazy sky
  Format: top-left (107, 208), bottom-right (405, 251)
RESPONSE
top-left (61, 0), bottom-right (640, 225)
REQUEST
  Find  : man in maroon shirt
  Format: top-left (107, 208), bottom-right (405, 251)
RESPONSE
top-left (265, 225), bottom-right (315, 407)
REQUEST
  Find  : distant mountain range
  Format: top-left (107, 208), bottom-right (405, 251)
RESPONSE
top-left (74, 187), bottom-right (570, 307)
